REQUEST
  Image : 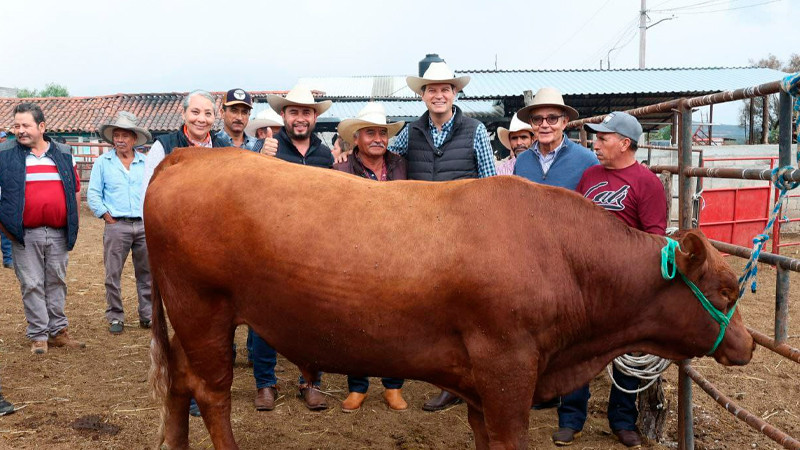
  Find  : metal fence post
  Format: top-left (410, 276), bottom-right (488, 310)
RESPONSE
top-left (775, 90), bottom-right (793, 343)
top-left (677, 100), bottom-right (695, 450)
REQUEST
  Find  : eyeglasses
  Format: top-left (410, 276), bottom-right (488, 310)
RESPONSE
top-left (530, 114), bottom-right (565, 126)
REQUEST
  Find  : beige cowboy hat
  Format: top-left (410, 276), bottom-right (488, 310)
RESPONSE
top-left (245, 108), bottom-right (285, 136)
top-left (337, 103), bottom-right (405, 146)
top-left (497, 114), bottom-right (535, 151)
top-left (406, 62), bottom-right (471, 96)
top-left (99, 111), bottom-right (152, 147)
top-left (515, 87), bottom-right (579, 124)
top-left (266, 85), bottom-right (332, 115)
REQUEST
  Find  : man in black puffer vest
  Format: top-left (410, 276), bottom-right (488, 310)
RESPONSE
top-left (0, 103), bottom-right (85, 355)
top-left (388, 61), bottom-right (497, 411)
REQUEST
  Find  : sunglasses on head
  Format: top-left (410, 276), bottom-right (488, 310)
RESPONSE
top-left (530, 114), bottom-right (565, 126)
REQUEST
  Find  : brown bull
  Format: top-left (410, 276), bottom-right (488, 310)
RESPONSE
top-left (146, 147), bottom-right (754, 450)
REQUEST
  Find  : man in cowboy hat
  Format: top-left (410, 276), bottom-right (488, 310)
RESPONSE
top-left (246, 108), bottom-right (284, 153)
top-left (258, 85), bottom-right (335, 411)
top-left (333, 103), bottom-right (408, 413)
top-left (496, 113), bottom-right (534, 176)
top-left (216, 88), bottom-right (258, 150)
top-left (0, 103), bottom-right (85, 354)
top-left (554, 112), bottom-right (665, 448)
top-left (385, 61), bottom-right (496, 411)
top-left (388, 61), bottom-right (496, 181)
top-left (88, 111), bottom-right (153, 334)
top-left (513, 87), bottom-right (597, 188)
top-left (267, 85), bottom-right (334, 167)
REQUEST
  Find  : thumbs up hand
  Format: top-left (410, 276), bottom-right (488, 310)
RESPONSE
top-left (260, 127), bottom-right (278, 156)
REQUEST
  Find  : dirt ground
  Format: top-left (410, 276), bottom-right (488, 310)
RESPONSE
top-left (0, 206), bottom-right (797, 449)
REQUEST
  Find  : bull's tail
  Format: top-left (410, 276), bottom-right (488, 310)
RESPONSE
top-left (148, 278), bottom-right (170, 448)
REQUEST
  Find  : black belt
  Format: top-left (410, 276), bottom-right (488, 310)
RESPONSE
top-left (113, 217), bottom-right (142, 222)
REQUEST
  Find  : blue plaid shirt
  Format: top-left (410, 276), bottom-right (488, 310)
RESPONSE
top-left (388, 108), bottom-right (496, 178)
top-left (215, 129), bottom-right (258, 151)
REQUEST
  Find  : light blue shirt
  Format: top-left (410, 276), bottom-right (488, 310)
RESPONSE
top-left (87, 149), bottom-right (146, 218)
top-left (388, 107), bottom-right (497, 178)
top-left (531, 134), bottom-right (569, 175)
top-left (215, 129), bottom-right (257, 150)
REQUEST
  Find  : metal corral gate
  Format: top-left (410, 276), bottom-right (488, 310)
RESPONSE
top-left (570, 74), bottom-right (800, 450)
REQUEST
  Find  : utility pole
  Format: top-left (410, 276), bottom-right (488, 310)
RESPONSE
top-left (639, 0), bottom-right (647, 69)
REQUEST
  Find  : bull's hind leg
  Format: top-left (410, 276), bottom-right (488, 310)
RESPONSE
top-left (170, 297), bottom-right (238, 449)
top-left (163, 336), bottom-right (192, 449)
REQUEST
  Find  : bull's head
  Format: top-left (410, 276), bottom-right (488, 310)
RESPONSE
top-left (671, 230), bottom-right (755, 366)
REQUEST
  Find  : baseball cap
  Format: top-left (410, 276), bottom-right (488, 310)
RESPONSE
top-left (584, 111), bottom-right (642, 142)
top-left (223, 88), bottom-right (252, 108)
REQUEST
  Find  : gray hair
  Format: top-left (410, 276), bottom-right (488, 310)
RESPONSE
top-left (182, 90), bottom-right (215, 112)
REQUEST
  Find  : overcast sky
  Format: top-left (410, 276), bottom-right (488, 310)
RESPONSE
top-left (2, 0), bottom-right (796, 124)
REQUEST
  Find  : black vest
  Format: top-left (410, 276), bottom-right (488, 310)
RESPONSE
top-left (275, 128), bottom-right (333, 168)
top-left (0, 138), bottom-right (80, 250)
top-left (406, 106), bottom-right (479, 181)
top-left (157, 128), bottom-right (227, 155)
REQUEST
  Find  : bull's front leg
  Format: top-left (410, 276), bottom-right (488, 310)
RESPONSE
top-left (467, 342), bottom-right (538, 449)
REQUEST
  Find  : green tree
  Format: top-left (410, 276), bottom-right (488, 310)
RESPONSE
top-left (738, 54), bottom-right (799, 143)
top-left (16, 83), bottom-right (70, 98)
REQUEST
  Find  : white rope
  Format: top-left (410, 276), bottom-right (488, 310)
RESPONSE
top-left (607, 354), bottom-right (673, 394)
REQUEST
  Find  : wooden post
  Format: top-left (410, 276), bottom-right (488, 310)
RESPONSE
top-left (748, 98), bottom-right (756, 144)
top-left (523, 90), bottom-right (535, 107)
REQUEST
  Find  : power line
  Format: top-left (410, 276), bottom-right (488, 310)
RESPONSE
top-left (580, 14), bottom-right (641, 67)
top-left (536, 0), bottom-right (614, 67)
top-left (676, 0), bottom-right (781, 14)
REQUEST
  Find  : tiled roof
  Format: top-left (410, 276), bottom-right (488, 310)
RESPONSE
top-left (251, 99), bottom-right (504, 122)
top-left (0, 91), bottom-right (287, 134)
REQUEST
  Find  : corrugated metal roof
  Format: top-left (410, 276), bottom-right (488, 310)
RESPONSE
top-left (299, 67), bottom-right (789, 99)
top-left (251, 100), bottom-right (504, 121)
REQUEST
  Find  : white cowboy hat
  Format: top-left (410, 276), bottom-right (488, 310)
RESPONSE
top-left (337, 103), bottom-right (405, 146)
top-left (406, 62), bottom-right (471, 96)
top-left (515, 87), bottom-right (579, 124)
top-left (266, 85), bottom-right (332, 115)
top-left (99, 111), bottom-right (151, 147)
top-left (245, 108), bottom-right (285, 136)
top-left (497, 114), bottom-right (535, 151)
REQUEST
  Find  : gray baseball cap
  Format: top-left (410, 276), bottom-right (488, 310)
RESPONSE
top-left (584, 111), bottom-right (642, 142)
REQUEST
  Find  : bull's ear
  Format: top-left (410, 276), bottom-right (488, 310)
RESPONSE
top-left (675, 231), bottom-right (708, 276)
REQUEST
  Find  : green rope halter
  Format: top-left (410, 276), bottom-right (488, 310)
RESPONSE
top-left (661, 237), bottom-right (739, 355)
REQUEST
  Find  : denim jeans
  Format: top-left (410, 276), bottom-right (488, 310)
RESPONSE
top-left (249, 328), bottom-right (277, 389)
top-left (347, 376), bottom-right (404, 394)
top-left (557, 364), bottom-right (640, 431)
top-left (1, 231), bottom-right (12, 265)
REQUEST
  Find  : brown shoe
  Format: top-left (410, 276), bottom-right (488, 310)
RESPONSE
top-left (254, 386), bottom-right (278, 411)
top-left (383, 389), bottom-right (408, 411)
top-left (30, 340), bottom-right (48, 355)
top-left (341, 392), bottom-right (367, 413)
top-left (552, 427), bottom-right (582, 446)
top-left (422, 390), bottom-right (462, 411)
top-left (48, 327), bottom-right (86, 349)
top-left (613, 429), bottom-right (643, 448)
top-left (300, 386), bottom-right (328, 411)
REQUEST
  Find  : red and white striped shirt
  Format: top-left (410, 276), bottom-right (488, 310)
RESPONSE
top-left (23, 153), bottom-right (80, 228)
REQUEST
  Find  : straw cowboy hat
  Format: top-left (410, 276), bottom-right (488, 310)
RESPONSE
top-left (99, 111), bottom-right (151, 147)
top-left (245, 108), bottom-right (285, 136)
top-left (515, 87), bottom-right (579, 124)
top-left (497, 114), bottom-right (535, 151)
top-left (406, 62), bottom-right (471, 96)
top-left (337, 103), bottom-right (405, 146)
top-left (266, 85), bottom-right (332, 115)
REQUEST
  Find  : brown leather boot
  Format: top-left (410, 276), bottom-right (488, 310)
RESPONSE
top-left (48, 328), bottom-right (86, 349)
top-left (383, 389), bottom-right (408, 411)
top-left (254, 386), bottom-right (278, 411)
top-left (341, 392), bottom-right (367, 413)
top-left (299, 386), bottom-right (328, 411)
top-left (422, 389), bottom-right (462, 411)
top-left (30, 340), bottom-right (47, 355)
